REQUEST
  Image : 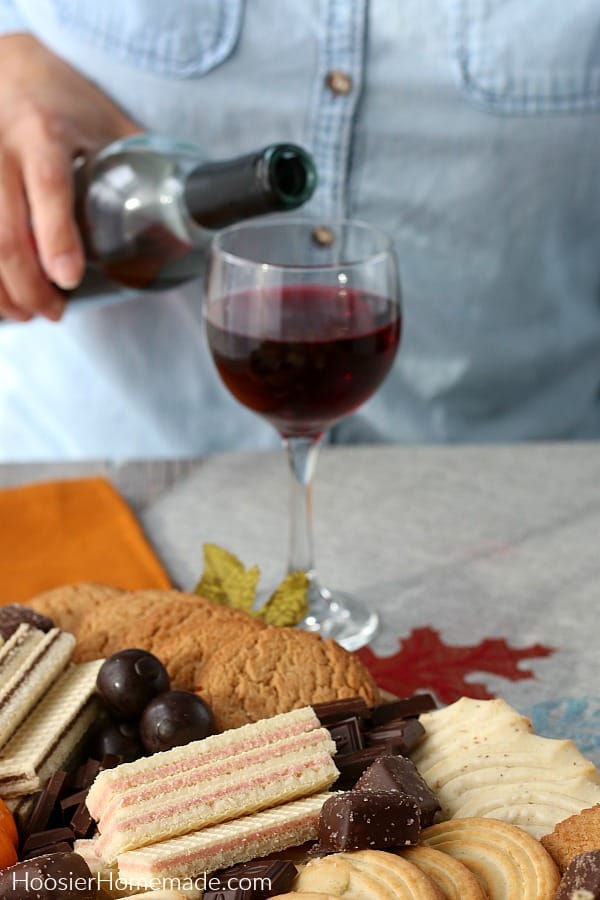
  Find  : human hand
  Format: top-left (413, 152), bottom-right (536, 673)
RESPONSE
top-left (0, 33), bottom-right (140, 322)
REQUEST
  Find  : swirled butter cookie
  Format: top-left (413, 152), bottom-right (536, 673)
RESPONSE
top-left (421, 816), bottom-right (560, 899)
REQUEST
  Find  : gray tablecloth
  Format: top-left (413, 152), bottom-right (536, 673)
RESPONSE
top-left (140, 443), bottom-right (600, 766)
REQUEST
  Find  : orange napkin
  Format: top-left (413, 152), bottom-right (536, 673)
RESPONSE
top-left (0, 476), bottom-right (172, 605)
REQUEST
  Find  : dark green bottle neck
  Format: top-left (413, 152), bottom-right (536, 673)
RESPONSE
top-left (183, 144), bottom-right (317, 229)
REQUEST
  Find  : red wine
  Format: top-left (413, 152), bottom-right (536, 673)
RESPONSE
top-left (206, 284), bottom-right (401, 437)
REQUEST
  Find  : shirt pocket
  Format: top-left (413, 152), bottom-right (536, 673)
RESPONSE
top-left (49, 0), bottom-right (244, 78)
top-left (449, 0), bottom-right (600, 114)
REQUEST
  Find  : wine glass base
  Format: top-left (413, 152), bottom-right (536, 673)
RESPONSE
top-left (300, 583), bottom-right (379, 652)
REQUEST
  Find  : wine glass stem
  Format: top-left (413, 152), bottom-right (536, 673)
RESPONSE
top-left (284, 434), bottom-right (323, 585)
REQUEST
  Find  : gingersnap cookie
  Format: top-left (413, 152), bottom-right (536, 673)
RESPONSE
top-left (292, 850), bottom-right (444, 898)
top-left (195, 627), bottom-right (381, 731)
top-left (541, 804), bottom-right (600, 873)
top-left (73, 588), bottom-right (264, 687)
top-left (421, 817), bottom-right (560, 899)
top-left (397, 846), bottom-right (487, 899)
top-left (27, 583), bottom-right (124, 637)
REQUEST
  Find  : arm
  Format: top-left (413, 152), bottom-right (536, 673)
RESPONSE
top-left (0, 33), bottom-right (140, 322)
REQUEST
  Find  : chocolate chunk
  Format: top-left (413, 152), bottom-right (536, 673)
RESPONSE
top-left (354, 755), bottom-right (440, 826)
top-left (313, 697), bottom-right (370, 725)
top-left (318, 789), bottom-right (421, 851)
top-left (0, 604), bottom-right (54, 640)
top-left (335, 745), bottom-right (387, 786)
top-left (366, 717), bottom-right (426, 754)
top-left (328, 716), bottom-right (364, 755)
top-left (370, 694), bottom-right (436, 725)
top-left (23, 771), bottom-right (70, 837)
top-left (206, 859), bottom-right (297, 899)
top-left (59, 790), bottom-right (89, 823)
top-left (21, 828), bottom-right (75, 855)
top-left (0, 851), bottom-right (95, 899)
top-left (70, 801), bottom-right (96, 839)
top-left (556, 849), bottom-right (600, 899)
top-left (73, 759), bottom-right (101, 791)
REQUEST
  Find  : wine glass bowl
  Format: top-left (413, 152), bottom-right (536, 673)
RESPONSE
top-left (204, 218), bottom-right (401, 650)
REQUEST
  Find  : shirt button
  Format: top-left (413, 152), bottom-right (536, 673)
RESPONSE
top-left (325, 70), bottom-right (353, 96)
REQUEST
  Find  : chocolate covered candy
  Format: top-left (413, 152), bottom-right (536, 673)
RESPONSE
top-left (355, 754), bottom-right (440, 826)
top-left (140, 690), bottom-right (214, 753)
top-left (96, 648), bottom-right (169, 720)
top-left (318, 789), bottom-right (421, 851)
top-left (556, 849), bottom-right (600, 899)
top-left (0, 851), bottom-right (95, 898)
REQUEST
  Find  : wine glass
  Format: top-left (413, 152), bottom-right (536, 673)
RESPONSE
top-left (204, 218), bottom-right (401, 650)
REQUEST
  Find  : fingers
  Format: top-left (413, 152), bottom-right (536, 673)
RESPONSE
top-left (0, 104), bottom-right (85, 322)
top-left (0, 148), bottom-right (66, 322)
top-left (20, 115), bottom-right (85, 290)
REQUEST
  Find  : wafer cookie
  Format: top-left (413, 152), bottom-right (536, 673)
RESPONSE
top-left (0, 659), bottom-right (102, 797)
top-left (117, 792), bottom-right (331, 887)
top-left (292, 849), bottom-right (444, 898)
top-left (0, 627), bottom-right (75, 749)
top-left (421, 816), bottom-right (560, 899)
top-left (86, 706), bottom-right (322, 822)
top-left (96, 735), bottom-right (338, 862)
top-left (98, 726), bottom-right (335, 835)
top-left (0, 624), bottom-right (45, 685)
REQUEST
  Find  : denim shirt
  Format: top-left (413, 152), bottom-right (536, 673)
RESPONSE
top-left (0, 0), bottom-right (599, 459)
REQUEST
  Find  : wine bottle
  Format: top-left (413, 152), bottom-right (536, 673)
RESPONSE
top-left (68, 134), bottom-right (317, 298)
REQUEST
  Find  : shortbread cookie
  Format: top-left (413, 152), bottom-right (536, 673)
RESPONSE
top-left (28, 583), bottom-right (124, 637)
top-left (421, 816), bottom-right (560, 899)
top-left (292, 849), bottom-right (444, 898)
top-left (196, 627), bottom-right (381, 731)
top-left (541, 804), bottom-right (600, 873)
top-left (398, 845), bottom-right (487, 899)
top-left (413, 697), bottom-right (600, 838)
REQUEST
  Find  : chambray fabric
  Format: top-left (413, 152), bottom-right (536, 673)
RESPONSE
top-left (0, 0), bottom-right (599, 459)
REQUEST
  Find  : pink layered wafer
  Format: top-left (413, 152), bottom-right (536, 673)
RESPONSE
top-left (86, 705), bottom-right (321, 822)
top-left (117, 791), bottom-right (332, 887)
top-left (95, 736), bottom-right (338, 862)
top-left (99, 726), bottom-right (333, 829)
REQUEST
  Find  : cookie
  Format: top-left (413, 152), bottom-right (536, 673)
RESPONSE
top-left (397, 846), bottom-right (487, 899)
top-left (413, 697), bottom-right (600, 839)
top-left (195, 627), bottom-right (381, 731)
top-left (541, 804), bottom-right (600, 873)
top-left (291, 849), bottom-right (444, 898)
top-left (27, 583), bottom-right (123, 638)
top-left (421, 816), bottom-right (561, 900)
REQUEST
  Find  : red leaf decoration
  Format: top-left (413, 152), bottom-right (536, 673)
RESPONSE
top-left (356, 627), bottom-right (554, 705)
